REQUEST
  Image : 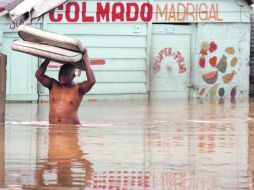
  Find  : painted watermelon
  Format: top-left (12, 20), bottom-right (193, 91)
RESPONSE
top-left (202, 71), bottom-right (218, 84)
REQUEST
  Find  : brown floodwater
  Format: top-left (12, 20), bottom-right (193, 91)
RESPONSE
top-left (0, 98), bottom-right (254, 189)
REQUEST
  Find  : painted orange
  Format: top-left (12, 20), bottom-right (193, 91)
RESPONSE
top-left (209, 56), bottom-right (217, 67)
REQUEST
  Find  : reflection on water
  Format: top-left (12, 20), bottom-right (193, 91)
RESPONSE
top-left (0, 99), bottom-right (5, 187)
top-left (0, 99), bottom-right (254, 189)
top-left (36, 124), bottom-right (92, 187)
top-left (0, 125), bottom-right (4, 187)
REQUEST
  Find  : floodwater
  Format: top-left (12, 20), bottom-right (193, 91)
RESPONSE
top-left (0, 98), bottom-right (254, 189)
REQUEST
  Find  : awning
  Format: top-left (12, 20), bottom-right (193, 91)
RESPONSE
top-left (0, 0), bottom-right (68, 24)
top-left (0, 0), bottom-right (24, 17)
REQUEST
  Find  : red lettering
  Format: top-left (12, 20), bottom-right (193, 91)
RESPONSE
top-left (209, 4), bottom-right (216, 21)
top-left (164, 48), bottom-right (169, 56)
top-left (174, 51), bottom-right (181, 60)
top-left (179, 64), bottom-right (187, 73)
top-left (49, 5), bottom-right (63, 22)
top-left (177, 3), bottom-right (186, 21)
top-left (168, 4), bottom-right (176, 21)
top-left (126, 3), bottom-right (139, 22)
top-left (159, 50), bottom-right (164, 62)
top-left (196, 3), bottom-right (199, 20)
top-left (82, 2), bottom-right (94, 22)
top-left (186, 3), bottom-right (195, 21)
top-left (96, 2), bottom-right (110, 22)
top-left (140, 3), bottom-right (153, 22)
top-left (164, 48), bottom-right (172, 56)
top-left (154, 48), bottom-right (187, 75)
top-left (112, 2), bottom-right (125, 22)
top-left (66, 2), bottom-right (79, 22)
top-left (156, 4), bottom-right (168, 21)
top-left (155, 49), bottom-right (164, 64)
top-left (199, 3), bottom-right (208, 21)
top-left (169, 48), bottom-right (173, 56)
top-left (216, 4), bottom-right (223, 22)
top-left (177, 57), bottom-right (184, 64)
top-left (154, 58), bottom-right (161, 64)
top-left (153, 63), bottom-right (161, 73)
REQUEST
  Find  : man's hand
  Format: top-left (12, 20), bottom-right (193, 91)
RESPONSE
top-left (79, 49), bottom-right (96, 95)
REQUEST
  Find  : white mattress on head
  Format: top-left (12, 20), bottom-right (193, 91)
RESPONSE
top-left (11, 40), bottom-right (86, 70)
top-left (18, 25), bottom-right (85, 53)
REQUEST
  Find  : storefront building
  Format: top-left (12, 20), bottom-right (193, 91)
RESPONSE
top-left (0, 0), bottom-right (252, 101)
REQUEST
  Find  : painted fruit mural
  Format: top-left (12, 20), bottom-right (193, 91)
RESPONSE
top-left (202, 71), bottom-right (218, 84)
top-left (209, 41), bottom-right (217, 53)
top-left (230, 57), bottom-right (238, 67)
top-left (209, 56), bottom-right (217, 67)
top-left (219, 88), bottom-right (225, 97)
top-left (223, 71), bottom-right (236, 84)
top-left (210, 84), bottom-right (219, 97)
top-left (216, 55), bottom-right (227, 73)
top-left (231, 86), bottom-right (237, 98)
top-left (197, 41), bottom-right (239, 98)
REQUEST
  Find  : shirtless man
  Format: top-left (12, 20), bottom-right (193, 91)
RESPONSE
top-left (35, 50), bottom-right (96, 124)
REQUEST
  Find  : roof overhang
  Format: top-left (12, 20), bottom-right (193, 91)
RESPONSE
top-left (245, 0), bottom-right (253, 5)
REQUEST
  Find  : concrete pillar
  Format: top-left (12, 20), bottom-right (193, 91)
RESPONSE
top-left (0, 54), bottom-right (6, 123)
top-left (0, 54), bottom-right (6, 185)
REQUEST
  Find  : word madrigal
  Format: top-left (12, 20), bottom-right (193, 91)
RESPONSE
top-left (156, 3), bottom-right (223, 22)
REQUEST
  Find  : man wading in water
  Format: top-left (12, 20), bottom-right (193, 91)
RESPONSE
top-left (35, 50), bottom-right (96, 124)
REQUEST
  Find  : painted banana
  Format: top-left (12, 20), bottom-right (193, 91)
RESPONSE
top-left (210, 84), bottom-right (219, 97)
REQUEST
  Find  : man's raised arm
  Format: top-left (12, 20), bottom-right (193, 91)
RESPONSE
top-left (79, 50), bottom-right (96, 95)
top-left (35, 59), bottom-right (54, 89)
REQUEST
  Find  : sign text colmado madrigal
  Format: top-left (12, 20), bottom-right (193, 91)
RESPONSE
top-left (49, 2), bottom-right (223, 23)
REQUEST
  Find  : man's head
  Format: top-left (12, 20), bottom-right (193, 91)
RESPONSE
top-left (58, 63), bottom-right (76, 85)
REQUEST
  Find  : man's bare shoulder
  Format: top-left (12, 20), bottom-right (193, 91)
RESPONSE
top-left (51, 82), bottom-right (80, 90)
top-left (48, 79), bottom-right (60, 90)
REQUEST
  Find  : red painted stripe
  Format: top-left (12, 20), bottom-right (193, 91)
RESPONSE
top-left (90, 59), bottom-right (106, 65)
top-left (48, 65), bottom-right (59, 68)
top-left (48, 59), bottom-right (105, 69)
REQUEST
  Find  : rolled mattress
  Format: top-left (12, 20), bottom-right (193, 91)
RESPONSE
top-left (11, 40), bottom-right (86, 70)
top-left (17, 25), bottom-right (85, 52)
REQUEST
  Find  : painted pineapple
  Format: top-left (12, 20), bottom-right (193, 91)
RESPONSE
top-left (216, 55), bottom-right (227, 73)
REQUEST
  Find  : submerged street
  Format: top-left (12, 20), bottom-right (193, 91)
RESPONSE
top-left (0, 98), bottom-right (252, 189)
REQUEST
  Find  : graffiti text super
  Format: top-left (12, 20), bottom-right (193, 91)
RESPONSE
top-left (49, 2), bottom-right (223, 23)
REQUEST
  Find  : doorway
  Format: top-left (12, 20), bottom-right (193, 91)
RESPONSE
top-left (150, 24), bottom-right (191, 100)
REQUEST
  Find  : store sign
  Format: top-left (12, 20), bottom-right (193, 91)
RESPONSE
top-left (156, 3), bottom-right (223, 22)
top-left (49, 1), bottom-right (225, 23)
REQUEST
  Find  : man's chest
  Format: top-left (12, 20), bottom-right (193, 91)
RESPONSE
top-left (49, 85), bottom-right (82, 103)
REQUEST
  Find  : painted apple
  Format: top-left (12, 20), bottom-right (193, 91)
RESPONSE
top-left (199, 57), bottom-right (206, 68)
top-left (209, 42), bottom-right (217, 53)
